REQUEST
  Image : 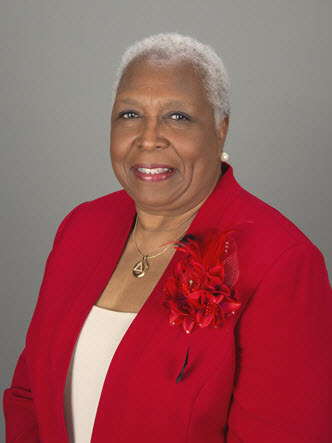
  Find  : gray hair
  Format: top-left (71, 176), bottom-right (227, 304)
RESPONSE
top-left (111, 33), bottom-right (231, 129)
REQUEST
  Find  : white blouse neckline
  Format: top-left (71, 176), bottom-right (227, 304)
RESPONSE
top-left (92, 304), bottom-right (138, 315)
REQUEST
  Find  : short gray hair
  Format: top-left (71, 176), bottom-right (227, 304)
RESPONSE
top-left (112, 33), bottom-right (231, 129)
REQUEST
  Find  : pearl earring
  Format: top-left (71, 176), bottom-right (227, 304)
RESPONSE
top-left (220, 152), bottom-right (229, 162)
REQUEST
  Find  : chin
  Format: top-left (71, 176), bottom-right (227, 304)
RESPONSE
top-left (136, 194), bottom-right (174, 209)
top-left (133, 188), bottom-right (181, 210)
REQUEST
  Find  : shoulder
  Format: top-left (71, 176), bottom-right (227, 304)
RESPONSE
top-left (80, 188), bottom-right (132, 215)
top-left (52, 188), bottom-right (134, 248)
top-left (232, 184), bottom-right (317, 256)
top-left (236, 186), bottom-right (311, 245)
top-left (221, 184), bottom-right (332, 331)
top-left (224, 183), bottom-right (326, 295)
top-left (214, 165), bottom-right (315, 257)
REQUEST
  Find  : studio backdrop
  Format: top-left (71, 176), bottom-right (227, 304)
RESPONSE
top-left (1, 1), bottom-right (331, 440)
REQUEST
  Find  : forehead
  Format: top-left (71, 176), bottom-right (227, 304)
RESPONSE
top-left (115, 57), bottom-right (209, 105)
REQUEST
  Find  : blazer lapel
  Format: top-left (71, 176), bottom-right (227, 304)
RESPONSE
top-left (55, 192), bottom-right (137, 441)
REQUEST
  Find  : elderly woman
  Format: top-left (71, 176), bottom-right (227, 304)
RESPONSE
top-left (3, 33), bottom-right (332, 443)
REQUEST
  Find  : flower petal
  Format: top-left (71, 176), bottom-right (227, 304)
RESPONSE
top-left (220, 299), bottom-right (241, 313)
top-left (195, 309), bottom-right (204, 323)
top-left (215, 314), bottom-right (224, 327)
top-left (219, 284), bottom-right (231, 296)
top-left (183, 316), bottom-right (196, 334)
top-left (199, 314), bottom-right (214, 328)
top-left (165, 278), bottom-right (180, 295)
top-left (207, 275), bottom-right (222, 287)
top-left (210, 293), bottom-right (225, 304)
top-left (209, 264), bottom-right (223, 276)
top-left (169, 312), bottom-right (183, 324)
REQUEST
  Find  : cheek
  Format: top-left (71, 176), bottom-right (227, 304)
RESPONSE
top-left (110, 130), bottom-right (132, 161)
top-left (175, 134), bottom-right (219, 166)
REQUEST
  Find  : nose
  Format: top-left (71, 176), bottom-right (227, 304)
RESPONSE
top-left (134, 117), bottom-right (168, 151)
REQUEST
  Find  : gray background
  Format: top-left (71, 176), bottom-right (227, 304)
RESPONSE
top-left (1, 0), bottom-right (331, 437)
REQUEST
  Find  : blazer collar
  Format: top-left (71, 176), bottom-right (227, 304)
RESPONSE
top-left (186, 161), bottom-right (243, 238)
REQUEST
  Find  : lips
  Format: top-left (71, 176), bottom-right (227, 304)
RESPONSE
top-left (132, 163), bottom-right (176, 182)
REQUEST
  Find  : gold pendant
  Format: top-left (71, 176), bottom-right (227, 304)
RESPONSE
top-left (133, 256), bottom-right (149, 278)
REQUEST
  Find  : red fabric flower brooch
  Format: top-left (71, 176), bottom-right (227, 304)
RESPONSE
top-left (162, 228), bottom-right (241, 334)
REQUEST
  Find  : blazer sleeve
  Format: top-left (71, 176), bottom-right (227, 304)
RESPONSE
top-left (2, 202), bottom-right (86, 442)
top-left (226, 242), bottom-right (332, 443)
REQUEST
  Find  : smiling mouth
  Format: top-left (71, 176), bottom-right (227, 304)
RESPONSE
top-left (136, 167), bottom-right (172, 175)
top-left (132, 164), bottom-right (176, 182)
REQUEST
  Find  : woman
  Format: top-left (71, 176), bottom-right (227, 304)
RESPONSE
top-left (3, 33), bottom-right (332, 442)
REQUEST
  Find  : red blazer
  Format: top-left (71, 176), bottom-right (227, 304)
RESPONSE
top-left (3, 163), bottom-right (332, 442)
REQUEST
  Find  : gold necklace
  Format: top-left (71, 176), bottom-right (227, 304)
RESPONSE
top-left (132, 216), bottom-right (190, 278)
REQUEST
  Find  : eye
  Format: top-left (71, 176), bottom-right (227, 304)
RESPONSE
top-left (119, 111), bottom-right (139, 119)
top-left (169, 112), bottom-right (190, 122)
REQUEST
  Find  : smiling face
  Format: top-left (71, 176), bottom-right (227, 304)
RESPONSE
top-left (110, 57), bottom-right (229, 216)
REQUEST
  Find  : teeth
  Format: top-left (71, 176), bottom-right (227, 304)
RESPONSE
top-left (137, 167), bottom-right (171, 174)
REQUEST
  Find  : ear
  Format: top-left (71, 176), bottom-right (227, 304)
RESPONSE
top-left (217, 115), bottom-right (229, 148)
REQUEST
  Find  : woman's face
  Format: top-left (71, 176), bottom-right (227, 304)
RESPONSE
top-left (110, 57), bottom-right (229, 216)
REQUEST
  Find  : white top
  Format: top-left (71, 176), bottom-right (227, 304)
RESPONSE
top-left (63, 305), bottom-right (138, 443)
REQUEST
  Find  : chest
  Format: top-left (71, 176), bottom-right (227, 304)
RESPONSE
top-left (28, 253), bottom-right (238, 442)
top-left (94, 242), bottom-right (177, 313)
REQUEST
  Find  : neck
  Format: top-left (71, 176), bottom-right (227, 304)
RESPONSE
top-left (135, 167), bottom-right (222, 234)
top-left (135, 205), bottom-right (198, 234)
top-left (132, 205), bottom-right (197, 258)
top-left (133, 172), bottom-right (221, 255)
